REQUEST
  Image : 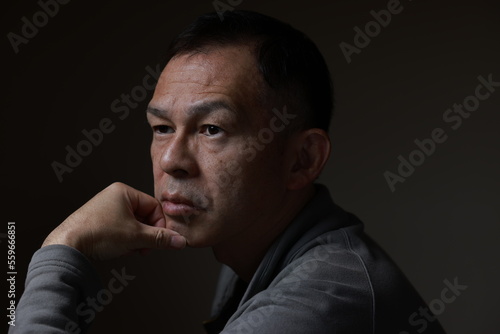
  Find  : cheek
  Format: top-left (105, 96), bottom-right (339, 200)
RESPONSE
top-left (212, 158), bottom-right (245, 185)
top-left (150, 142), bottom-right (166, 172)
top-left (150, 143), bottom-right (157, 167)
top-left (208, 145), bottom-right (283, 199)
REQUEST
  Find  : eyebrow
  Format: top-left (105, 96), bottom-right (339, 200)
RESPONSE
top-left (146, 100), bottom-right (235, 118)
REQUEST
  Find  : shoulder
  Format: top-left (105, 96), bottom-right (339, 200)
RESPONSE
top-left (226, 226), bottom-right (377, 333)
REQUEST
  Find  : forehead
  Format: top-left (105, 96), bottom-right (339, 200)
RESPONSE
top-left (150, 45), bottom-right (267, 119)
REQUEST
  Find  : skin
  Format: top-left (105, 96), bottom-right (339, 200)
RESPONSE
top-left (43, 44), bottom-right (331, 282)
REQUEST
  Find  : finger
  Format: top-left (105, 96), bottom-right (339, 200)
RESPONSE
top-left (133, 224), bottom-right (187, 250)
top-left (124, 185), bottom-right (166, 228)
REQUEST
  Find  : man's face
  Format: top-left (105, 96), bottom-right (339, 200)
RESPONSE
top-left (147, 45), bottom-right (296, 248)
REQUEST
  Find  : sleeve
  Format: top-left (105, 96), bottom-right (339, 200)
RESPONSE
top-left (9, 245), bottom-right (102, 334)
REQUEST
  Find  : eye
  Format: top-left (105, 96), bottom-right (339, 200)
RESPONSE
top-left (152, 125), bottom-right (173, 134)
top-left (201, 125), bottom-right (223, 136)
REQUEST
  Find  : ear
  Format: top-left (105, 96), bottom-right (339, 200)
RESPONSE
top-left (286, 128), bottom-right (331, 190)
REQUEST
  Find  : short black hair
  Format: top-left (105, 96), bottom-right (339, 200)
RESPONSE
top-left (163, 10), bottom-right (333, 132)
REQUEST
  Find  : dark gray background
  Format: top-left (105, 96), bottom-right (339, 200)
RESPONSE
top-left (2, 0), bottom-right (499, 333)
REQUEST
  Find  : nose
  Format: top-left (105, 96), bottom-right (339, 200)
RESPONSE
top-left (159, 133), bottom-right (198, 178)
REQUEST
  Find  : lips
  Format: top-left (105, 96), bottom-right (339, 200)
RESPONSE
top-left (161, 194), bottom-right (205, 216)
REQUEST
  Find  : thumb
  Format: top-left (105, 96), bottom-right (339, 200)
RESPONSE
top-left (135, 225), bottom-right (187, 250)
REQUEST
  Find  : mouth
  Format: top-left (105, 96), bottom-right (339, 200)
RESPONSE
top-left (161, 194), bottom-right (206, 217)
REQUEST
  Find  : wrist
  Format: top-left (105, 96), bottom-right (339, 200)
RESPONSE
top-left (41, 225), bottom-right (86, 253)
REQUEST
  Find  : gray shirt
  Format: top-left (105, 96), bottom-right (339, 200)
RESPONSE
top-left (10, 185), bottom-right (446, 333)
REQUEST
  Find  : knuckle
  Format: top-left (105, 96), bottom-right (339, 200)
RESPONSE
top-left (105, 182), bottom-right (129, 196)
top-left (108, 181), bottom-right (125, 190)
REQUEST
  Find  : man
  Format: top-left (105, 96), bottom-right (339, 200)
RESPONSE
top-left (12, 11), bottom-right (445, 333)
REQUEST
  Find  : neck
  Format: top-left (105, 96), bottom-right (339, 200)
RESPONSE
top-left (212, 185), bottom-right (315, 282)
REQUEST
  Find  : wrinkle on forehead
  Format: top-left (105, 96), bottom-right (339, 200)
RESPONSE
top-left (153, 44), bottom-right (270, 125)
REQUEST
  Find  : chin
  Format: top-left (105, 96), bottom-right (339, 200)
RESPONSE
top-left (185, 238), bottom-right (212, 248)
top-left (165, 215), bottom-right (215, 248)
top-left (182, 230), bottom-right (216, 248)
